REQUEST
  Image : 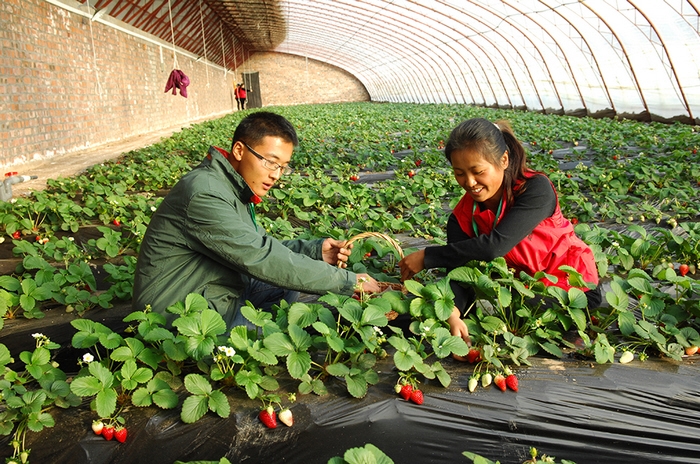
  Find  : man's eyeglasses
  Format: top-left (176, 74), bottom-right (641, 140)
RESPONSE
top-left (241, 142), bottom-right (293, 175)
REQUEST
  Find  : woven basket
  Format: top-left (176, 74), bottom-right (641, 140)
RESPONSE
top-left (340, 233), bottom-right (406, 321)
top-left (338, 232), bottom-right (405, 267)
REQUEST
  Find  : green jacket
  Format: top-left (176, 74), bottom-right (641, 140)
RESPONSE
top-left (133, 146), bottom-right (356, 327)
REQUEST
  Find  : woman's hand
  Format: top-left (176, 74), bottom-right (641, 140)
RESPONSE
top-left (354, 274), bottom-right (380, 294)
top-left (447, 307), bottom-right (472, 361)
top-left (323, 238), bottom-right (352, 267)
top-left (398, 249), bottom-right (426, 282)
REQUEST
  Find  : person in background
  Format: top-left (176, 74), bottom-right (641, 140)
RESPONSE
top-left (133, 111), bottom-right (380, 329)
top-left (398, 118), bottom-right (600, 357)
top-left (235, 83), bottom-right (242, 110)
top-left (236, 83), bottom-right (248, 110)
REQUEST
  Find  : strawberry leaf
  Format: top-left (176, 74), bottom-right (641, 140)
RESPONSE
top-left (181, 395), bottom-right (208, 424)
top-left (207, 390), bottom-right (230, 418)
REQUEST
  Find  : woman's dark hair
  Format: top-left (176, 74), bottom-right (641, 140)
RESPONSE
top-left (231, 112), bottom-right (298, 150)
top-left (444, 117), bottom-right (529, 204)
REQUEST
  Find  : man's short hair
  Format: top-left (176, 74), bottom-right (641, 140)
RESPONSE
top-left (231, 112), bottom-right (298, 150)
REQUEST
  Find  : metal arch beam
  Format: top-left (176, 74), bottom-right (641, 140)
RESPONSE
top-left (281, 18), bottom-right (426, 103)
top-left (537, 0), bottom-right (616, 113)
top-left (430, 2), bottom-right (528, 109)
top-left (281, 2), bottom-right (451, 104)
top-left (300, 0), bottom-right (460, 104)
top-left (499, 0), bottom-right (585, 111)
top-left (582, 2), bottom-right (649, 117)
top-left (628, 0), bottom-right (694, 121)
top-left (281, 29), bottom-right (422, 104)
top-left (437, 2), bottom-right (551, 111)
top-left (349, 0), bottom-right (463, 105)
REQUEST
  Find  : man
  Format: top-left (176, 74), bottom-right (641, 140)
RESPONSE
top-left (234, 83), bottom-right (241, 110)
top-left (133, 111), bottom-right (379, 329)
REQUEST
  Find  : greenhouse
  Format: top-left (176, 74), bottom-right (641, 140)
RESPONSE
top-left (1, 1), bottom-right (700, 463)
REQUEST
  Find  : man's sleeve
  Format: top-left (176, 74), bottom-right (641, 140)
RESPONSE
top-left (184, 191), bottom-right (356, 295)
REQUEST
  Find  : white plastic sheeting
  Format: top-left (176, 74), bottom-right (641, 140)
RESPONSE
top-left (274, 0), bottom-right (700, 122)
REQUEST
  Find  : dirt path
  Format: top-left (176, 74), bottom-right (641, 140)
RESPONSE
top-left (4, 115), bottom-right (226, 198)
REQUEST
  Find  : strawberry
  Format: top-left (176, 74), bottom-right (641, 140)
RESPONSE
top-left (102, 425), bottom-right (114, 441)
top-left (685, 345), bottom-right (698, 356)
top-left (679, 264), bottom-right (689, 276)
top-left (481, 372), bottom-right (493, 388)
top-left (505, 374), bottom-right (518, 392)
top-left (349, 174), bottom-right (359, 182)
top-left (11, 231), bottom-right (20, 239)
top-left (468, 375), bottom-right (479, 393)
top-left (465, 348), bottom-right (481, 364)
top-left (114, 426), bottom-right (127, 443)
top-left (409, 389), bottom-right (424, 405)
top-left (571, 218), bottom-right (578, 225)
top-left (398, 384), bottom-right (413, 401)
top-left (91, 420), bottom-right (104, 436)
top-left (258, 406), bottom-right (277, 429)
top-left (408, 170), bottom-right (415, 178)
top-left (619, 351), bottom-right (634, 364)
top-left (493, 374), bottom-right (507, 392)
top-left (278, 408), bottom-right (293, 427)
top-left (112, 219), bottom-right (121, 227)
top-left (364, 252), bottom-right (372, 258)
top-left (415, 159), bottom-right (422, 167)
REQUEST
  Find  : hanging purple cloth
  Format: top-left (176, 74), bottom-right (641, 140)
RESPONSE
top-left (164, 69), bottom-right (190, 98)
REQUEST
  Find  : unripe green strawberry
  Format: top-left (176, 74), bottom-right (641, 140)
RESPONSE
top-left (468, 374), bottom-right (479, 393)
top-left (619, 351), bottom-right (634, 364)
top-left (481, 372), bottom-right (493, 388)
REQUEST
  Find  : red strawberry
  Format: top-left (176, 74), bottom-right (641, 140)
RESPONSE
top-left (680, 264), bottom-right (689, 276)
top-left (466, 348), bottom-right (481, 364)
top-left (11, 231), bottom-right (20, 239)
top-left (258, 406), bottom-right (277, 429)
top-left (91, 420), bottom-right (104, 436)
top-left (398, 384), bottom-right (413, 400)
top-left (505, 374), bottom-right (519, 392)
top-left (409, 389), bottom-right (424, 405)
top-left (102, 425), bottom-right (114, 441)
top-left (415, 159), bottom-right (422, 167)
top-left (278, 408), bottom-right (293, 427)
top-left (114, 426), bottom-right (127, 443)
top-left (571, 218), bottom-right (578, 225)
top-left (408, 170), bottom-right (415, 178)
top-left (364, 252), bottom-right (372, 258)
top-left (112, 219), bottom-right (121, 226)
top-left (493, 374), bottom-right (507, 392)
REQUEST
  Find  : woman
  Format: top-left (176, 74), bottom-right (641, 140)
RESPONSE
top-left (398, 118), bottom-right (600, 354)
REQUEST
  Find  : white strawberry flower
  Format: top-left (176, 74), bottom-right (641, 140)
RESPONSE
top-left (151, 206), bottom-right (157, 212)
top-left (82, 353), bottom-right (94, 363)
top-left (32, 333), bottom-right (45, 339)
top-left (218, 346), bottom-right (235, 357)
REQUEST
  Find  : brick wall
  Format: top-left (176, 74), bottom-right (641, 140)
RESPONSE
top-left (0, 0), bottom-right (368, 167)
top-left (241, 52), bottom-right (369, 107)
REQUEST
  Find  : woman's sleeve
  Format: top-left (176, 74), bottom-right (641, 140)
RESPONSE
top-left (423, 175), bottom-right (557, 270)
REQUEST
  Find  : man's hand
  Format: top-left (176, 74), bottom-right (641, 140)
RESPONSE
top-left (354, 274), bottom-right (380, 294)
top-left (398, 249), bottom-right (426, 282)
top-left (322, 238), bottom-right (352, 267)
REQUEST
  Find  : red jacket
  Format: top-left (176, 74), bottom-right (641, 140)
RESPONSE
top-left (453, 175), bottom-right (598, 291)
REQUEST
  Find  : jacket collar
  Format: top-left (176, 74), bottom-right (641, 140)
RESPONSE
top-left (206, 146), bottom-right (261, 204)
